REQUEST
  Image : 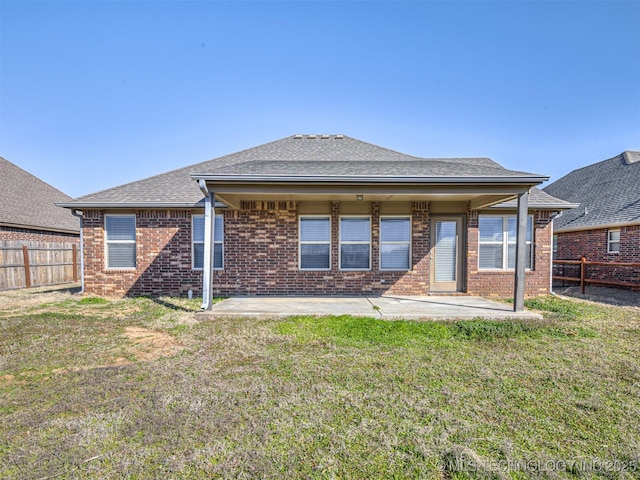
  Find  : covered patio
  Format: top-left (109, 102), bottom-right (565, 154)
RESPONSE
top-left (196, 295), bottom-right (542, 321)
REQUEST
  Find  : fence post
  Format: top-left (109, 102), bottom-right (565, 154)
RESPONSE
top-left (580, 256), bottom-right (586, 294)
top-left (72, 244), bottom-right (78, 282)
top-left (22, 245), bottom-right (31, 288)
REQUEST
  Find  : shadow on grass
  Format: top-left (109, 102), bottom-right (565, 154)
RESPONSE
top-left (29, 284), bottom-right (82, 295)
top-left (148, 297), bottom-right (195, 312)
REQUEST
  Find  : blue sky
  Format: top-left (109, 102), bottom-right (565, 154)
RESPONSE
top-left (1, 0), bottom-right (639, 198)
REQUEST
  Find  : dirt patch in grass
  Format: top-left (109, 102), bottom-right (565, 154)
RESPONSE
top-left (0, 326), bottom-right (182, 383)
top-left (122, 326), bottom-right (183, 362)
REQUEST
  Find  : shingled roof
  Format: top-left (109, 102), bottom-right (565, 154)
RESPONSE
top-left (543, 151), bottom-right (640, 232)
top-left (0, 157), bottom-right (79, 234)
top-left (491, 186), bottom-right (578, 210)
top-left (59, 134), bottom-right (562, 208)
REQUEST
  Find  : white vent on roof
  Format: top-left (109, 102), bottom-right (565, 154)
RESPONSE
top-left (335, 134), bottom-right (344, 139)
top-left (321, 134), bottom-right (330, 139)
top-left (623, 151), bottom-right (640, 164)
top-left (293, 134), bottom-right (302, 139)
top-left (308, 134), bottom-right (317, 139)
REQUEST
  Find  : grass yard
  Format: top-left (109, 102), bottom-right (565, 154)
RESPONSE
top-left (1, 287), bottom-right (639, 479)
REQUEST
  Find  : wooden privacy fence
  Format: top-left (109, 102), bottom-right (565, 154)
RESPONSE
top-left (0, 241), bottom-right (80, 291)
top-left (553, 257), bottom-right (640, 294)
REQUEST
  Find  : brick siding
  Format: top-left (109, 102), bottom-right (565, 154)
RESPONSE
top-left (81, 203), bottom-right (553, 298)
top-left (83, 210), bottom-right (202, 297)
top-left (466, 210), bottom-right (553, 298)
top-left (0, 226), bottom-right (79, 244)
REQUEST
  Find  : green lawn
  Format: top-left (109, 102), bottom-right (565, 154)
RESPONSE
top-left (0, 290), bottom-right (639, 479)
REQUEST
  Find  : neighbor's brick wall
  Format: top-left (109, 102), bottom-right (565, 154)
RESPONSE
top-left (0, 226), bottom-right (79, 244)
top-left (556, 226), bottom-right (640, 263)
top-left (554, 225), bottom-right (640, 287)
top-left (466, 210), bottom-right (553, 298)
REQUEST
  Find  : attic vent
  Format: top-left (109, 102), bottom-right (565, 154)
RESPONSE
top-left (623, 151), bottom-right (640, 164)
top-left (335, 134), bottom-right (344, 139)
top-left (293, 134), bottom-right (302, 139)
top-left (308, 134), bottom-right (317, 139)
top-left (321, 134), bottom-right (330, 139)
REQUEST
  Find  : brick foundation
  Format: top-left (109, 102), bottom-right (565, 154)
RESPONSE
top-left (81, 204), bottom-right (554, 298)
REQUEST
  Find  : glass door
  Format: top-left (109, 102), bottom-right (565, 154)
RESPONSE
top-left (431, 217), bottom-right (464, 292)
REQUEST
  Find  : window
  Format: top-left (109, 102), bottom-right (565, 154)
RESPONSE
top-left (105, 215), bottom-right (136, 269)
top-left (608, 229), bottom-right (620, 254)
top-left (192, 214), bottom-right (224, 270)
top-left (299, 216), bottom-right (331, 270)
top-left (553, 234), bottom-right (558, 253)
top-left (478, 215), bottom-right (533, 270)
top-left (340, 216), bottom-right (371, 270)
top-left (380, 216), bottom-right (411, 270)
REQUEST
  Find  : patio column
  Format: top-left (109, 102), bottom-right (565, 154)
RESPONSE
top-left (201, 190), bottom-right (216, 310)
top-left (513, 189), bottom-right (529, 312)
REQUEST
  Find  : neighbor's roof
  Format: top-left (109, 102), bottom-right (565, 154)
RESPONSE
top-left (543, 151), bottom-right (640, 232)
top-left (59, 134), bottom-right (557, 208)
top-left (0, 157), bottom-right (79, 234)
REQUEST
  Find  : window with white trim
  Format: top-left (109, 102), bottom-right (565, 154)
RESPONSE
top-left (478, 215), bottom-right (533, 270)
top-left (299, 216), bottom-right (331, 270)
top-left (340, 216), bottom-right (371, 270)
top-left (192, 214), bottom-right (224, 270)
top-left (380, 216), bottom-right (411, 271)
top-left (607, 229), bottom-right (620, 254)
top-left (553, 234), bottom-right (558, 254)
top-left (105, 215), bottom-right (136, 269)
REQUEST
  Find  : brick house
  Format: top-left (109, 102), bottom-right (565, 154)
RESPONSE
top-left (0, 157), bottom-right (79, 242)
top-left (543, 151), bottom-right (640, 285)
top-left (58, 135), bottom-right (573, 310)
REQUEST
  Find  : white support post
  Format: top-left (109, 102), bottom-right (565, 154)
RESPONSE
top-left (513, 189), bottom-right (529, 312)
top-left (201, 190), bottom-right (216, 310)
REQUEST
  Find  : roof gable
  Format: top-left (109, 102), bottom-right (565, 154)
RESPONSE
top-left (543, 151), bottom-right (640, 231)
top-left (0, 157), bottom-right (79, 234)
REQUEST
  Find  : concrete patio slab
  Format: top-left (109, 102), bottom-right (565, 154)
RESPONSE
top-left (196, 295), bottom-right (542, 321)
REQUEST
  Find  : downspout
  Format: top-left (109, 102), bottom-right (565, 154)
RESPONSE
top-left (70, 209), bottom-right (85, 294)
top-left (198, 179), bottom-right (213, 310)
top-left (549, 210), bottom-right (563, 296)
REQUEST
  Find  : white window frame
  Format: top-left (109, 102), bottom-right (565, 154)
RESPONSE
top-left (104, 214), bottom-right (136, 270)
top-left (298, 215), bottom-right (331, 271)
top-left (192, 214), bottom-right (224, 271)
top-left (379, 215), bottom-right (412, 271)
top-left (607, 229), bottom-right (620, 254)
top-left (553, 234), bottom-right (558, 254)
top-left (478, 214), bottom-right (534, 271)
top-left (339, 215), bottom-right (372, 271)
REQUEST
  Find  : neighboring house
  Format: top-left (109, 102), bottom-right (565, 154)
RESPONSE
top-left (0, 157), bottom-right (79, 242)
top-left (543, 151), bottom-right (640, 262)
top-left (58, 135), bottom-right (574, 309)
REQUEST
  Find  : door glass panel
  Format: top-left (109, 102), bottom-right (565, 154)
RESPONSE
top-left (435, 221), bottom-right (457, 282)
